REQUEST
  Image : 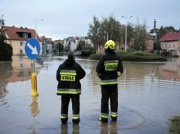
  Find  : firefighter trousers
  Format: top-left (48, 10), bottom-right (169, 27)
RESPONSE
top-left (101, 85), bottom-right (118, 121)
top-left (61, 94), bottom-right (80, 123)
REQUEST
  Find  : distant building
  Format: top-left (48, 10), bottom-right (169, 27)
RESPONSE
top-left (159, 32), bottom-right (180, 56)
top-left (53, 39), bottom-right (64, 52)
top-left (145, 33), bottom-right (154, 52)
top-left (41, 36), bottom-right (53, 53)
top-left (63, 36), bottom-right (93, 51)
top-left (63, 36), bottom-right (79, 51)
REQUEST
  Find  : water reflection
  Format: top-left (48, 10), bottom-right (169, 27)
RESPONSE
top-left (60, 124), bottom-right (68, 134)
top-left (60, 124), bottom-right (79, 134)
top-left (72, 124), bottom-right (80, 134)
top-left (0, 81), bottom-right (8, 98)
top-left (28, 97), bottom-right (40, 134)
top-left (0, 56), bottom-right (42, 99)
top-left (100, 122), bottom-right (117, 134)
top-left (0, 56), bottom-right (180, 134)
top-left (0, 62), bottom-right (12, 98)
top-left (159, 58), bottom-right (180, 80)
top-left (29, 97), bottom-right (40, 117)
top-left (0, 62), bottom-right (12, 110)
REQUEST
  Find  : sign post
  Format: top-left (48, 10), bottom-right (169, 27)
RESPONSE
top-left (25, 38), bottom-right (40, 97)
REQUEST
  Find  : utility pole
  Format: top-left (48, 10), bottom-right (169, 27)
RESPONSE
top-left (122, 16), bottom-right (133, 52)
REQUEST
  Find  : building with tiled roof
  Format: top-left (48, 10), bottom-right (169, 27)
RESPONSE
top-left (159, 32), bottom-right (180, 56)
top-left (3, 26), bottom-right (43, 55)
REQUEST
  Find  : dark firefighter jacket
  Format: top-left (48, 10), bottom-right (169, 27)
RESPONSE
top-left (96, 50), bottom-right (123, 85)
top-left (56, 59), bottom-right (86, 95)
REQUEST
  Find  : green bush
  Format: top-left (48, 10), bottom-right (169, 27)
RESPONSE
top-left (88, 53), bottom-right (102, 60)
top-left (130, 51), bottom-right (153, 56)
top-left (120, 54), bottom-right (167, 61)
top-left (88, 52), bottom-right (167, 62)
top-left (0, 43), bottom-right (13, 61)
top-left (169, 116), bottom-right (180, 134)
top-left (116, 50), bottom-right (128, 55)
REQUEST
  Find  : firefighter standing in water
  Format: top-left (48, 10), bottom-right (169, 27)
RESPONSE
top-left (96, 40), bottom-right (123, 122)
top-left (56, 51), bottom-right (86, 124)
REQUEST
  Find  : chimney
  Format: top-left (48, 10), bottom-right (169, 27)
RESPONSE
top-left (153, 19), bottom-right (156, 33)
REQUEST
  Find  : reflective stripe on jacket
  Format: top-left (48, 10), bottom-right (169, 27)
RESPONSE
top-left (56, 59), bottom-right (86, 95)
top-left (96, 52), bottom-right (123, 86)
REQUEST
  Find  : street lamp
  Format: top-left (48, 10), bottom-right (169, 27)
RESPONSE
top-left (96, 28), bottom-right (101, 53)
top-left (104, 31), bottom-right (108, 41)
top-left (122, 16), bottom-right (133, 51)
top-left (33, 19), bottom-right (43, 72)
top-left (35, 19), bottom-right (43, 39)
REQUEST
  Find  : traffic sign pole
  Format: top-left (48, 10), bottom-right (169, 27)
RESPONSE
top-left (25, 38), bottom-right (41, 97)
top-left (33, 60), bottom-right (35, 72)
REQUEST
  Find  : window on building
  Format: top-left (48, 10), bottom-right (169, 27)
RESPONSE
top-left (23, 33), bottom-right (28, 38)
top-left (20, 42), bottom-right (23, 46)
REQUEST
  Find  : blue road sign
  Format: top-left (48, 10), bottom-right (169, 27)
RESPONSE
top-left (25, 38), bottom-right (40, 60)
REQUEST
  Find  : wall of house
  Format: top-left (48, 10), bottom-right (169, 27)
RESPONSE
top-left (161, 41), bottom-right (178, 51)
top-left (6, 40), bottom-right (43, 55)
top-left (160, 40), bottom-right (180, 56)
top-left (177, 40), bottom-right (180, 56)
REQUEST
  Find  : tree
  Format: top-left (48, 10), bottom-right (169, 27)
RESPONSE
top-left (87, 16), bottom-right (100, 52)
top-left (87, 15), bottom-right (122, 52)
top-left (77, 39), bottom-right (94, 51)
top-left (0, 18), bottom-right (13, 61)
top-left (157, 26), bottom-right (177, 40)
top-left (87, 15), bottom-right (149, 52)
top-left (54, 42), bottom-right (64, 52)
top-left (132, 19), bottom-right (147, 51)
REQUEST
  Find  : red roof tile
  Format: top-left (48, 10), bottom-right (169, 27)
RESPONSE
top-left (3, 25), bottom-right (42, 41)
top-left (159, 32), bottom-right (180, 42)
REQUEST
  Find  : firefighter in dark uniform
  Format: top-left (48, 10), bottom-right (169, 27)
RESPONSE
top-left (56, 51), bottom-right (86, 124)
top-left (96, 40), bottom-right (123, 122)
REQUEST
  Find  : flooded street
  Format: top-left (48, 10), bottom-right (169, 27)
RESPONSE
top-left (0, 56), bottom-right (180, 134)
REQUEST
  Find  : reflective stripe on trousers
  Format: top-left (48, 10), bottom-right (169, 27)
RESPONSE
top-left (61, 114), bottom-right (68, 119)
top-left (72, 114), bottom-right (80, 120)
top-left (57, 89), bottom-right (81, 94)
top-left (100, 79), bottom-right (118, 85)
top-left (101, 113), bottom-right (108, 119)
top-left (111, 112), bottom-right (118, 117)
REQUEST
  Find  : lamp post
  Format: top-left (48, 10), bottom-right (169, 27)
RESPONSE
top-left (33, 19), bottom-right (43, 72)
top-left (104, 31), bottom-right (108, 41)
top-left (96, 28), bottom-right (101, 53)
top-left (122, 16), bottom-right (133, 52)
top-left (35, 19), bottom-right (43, 39)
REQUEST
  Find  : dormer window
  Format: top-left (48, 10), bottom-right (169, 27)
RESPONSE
top-left (23, 33), bottom-right (28, 38)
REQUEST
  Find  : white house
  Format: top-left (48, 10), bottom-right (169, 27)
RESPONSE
top-left (63, 36), bottom-right (94, 51)
top-left (159, 32), bottom-right (180, 56)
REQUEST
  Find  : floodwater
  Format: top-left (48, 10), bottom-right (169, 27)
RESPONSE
top-left (0, 56), bottom-right (180, 134)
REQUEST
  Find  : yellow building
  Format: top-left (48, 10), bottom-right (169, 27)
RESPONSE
top-left (3, 26), bottom-right (43, 55)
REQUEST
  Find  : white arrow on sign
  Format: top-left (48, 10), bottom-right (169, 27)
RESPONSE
top-left (27, 43), bottom-right (38, 55)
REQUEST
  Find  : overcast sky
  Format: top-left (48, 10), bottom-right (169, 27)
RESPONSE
top-left (0, 0), bottom-right (180, 40)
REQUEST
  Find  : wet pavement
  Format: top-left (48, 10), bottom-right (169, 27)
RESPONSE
top-left (0, 56), bottom-right (180, 134)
